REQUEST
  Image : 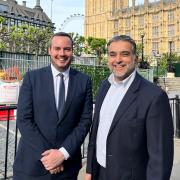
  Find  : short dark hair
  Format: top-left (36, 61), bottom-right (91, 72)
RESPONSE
top-left (107, 35), bottom-right (136, 55)
top-left (50, 32), bottom-right (73, 48)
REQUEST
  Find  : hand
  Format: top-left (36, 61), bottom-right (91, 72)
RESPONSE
top-left (84, 173), bottom-right (92, 180)
top-left (41, 149), bottom-right (65, 170)
top-left (49, 164), bottom-right (64, 174)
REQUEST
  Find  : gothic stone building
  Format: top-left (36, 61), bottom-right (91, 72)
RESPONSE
top-left (85, 0), bottom-right (180, 56)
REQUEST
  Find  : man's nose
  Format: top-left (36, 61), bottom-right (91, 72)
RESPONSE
top-left (115, 54), bottom-right (123, 62)
top-left (59, 49), bottom-right (65, 56)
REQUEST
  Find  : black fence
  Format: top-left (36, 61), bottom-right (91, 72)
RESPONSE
top-left (169, 95), bottom-right (180, 138)
top-left (0, 96), bottom-right (180, 179)
top-left (0, 105), bottom-right (88, 179)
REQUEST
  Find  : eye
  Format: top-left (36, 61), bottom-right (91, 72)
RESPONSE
top-left (121, 51), bottom-right (130, 57)
top-left (64, 47), bottom-right (72, 52)
top-left (54, 47), bottom-right (60, 51)
top-left (108, 52), bottom-right (116, 57)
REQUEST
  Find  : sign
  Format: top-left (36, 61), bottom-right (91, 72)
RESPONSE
top-left (0, 81), bottom-right (21, 104)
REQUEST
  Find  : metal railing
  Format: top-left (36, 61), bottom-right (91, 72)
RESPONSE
top-left (0, 52), bottom-right (98, 80)
top-left (169, 95), bottom-right (180, 138)
top-left (0, 105), bottom-right (88, 179)
top-left (0, 97), bottom-right (180, 179)
top-left (0, 106), bottom-right (17, 179)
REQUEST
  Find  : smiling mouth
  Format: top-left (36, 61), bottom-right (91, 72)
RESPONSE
top-left (114, 64), bottom-right (126, 68)
top-left (58, 58), bottom-right (68, 62)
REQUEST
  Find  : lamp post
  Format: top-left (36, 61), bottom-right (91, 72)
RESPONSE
top-left (156, 51), bottom-right (161, 77)
top-left (141, 33), bottom-right (144, 64)
top-left (168, 38), bottom-right (174, 72)
top-left (139, 33), bottom-right (147, 68)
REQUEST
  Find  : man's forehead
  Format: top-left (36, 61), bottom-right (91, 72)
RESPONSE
top-left (108, 42), bottom-right (133, 51)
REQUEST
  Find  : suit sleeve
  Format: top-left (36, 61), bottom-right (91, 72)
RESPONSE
top-left (61, 77), bottom-right (93, 156)
top-left (17, 72), bottom-right (51, 159)
top-left (146, 91), bottom-right (174, 180)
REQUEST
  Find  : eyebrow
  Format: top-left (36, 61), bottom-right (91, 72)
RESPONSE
top-left (108, 50), bottom-right (131, 54)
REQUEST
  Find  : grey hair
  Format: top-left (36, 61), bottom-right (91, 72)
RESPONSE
top-left (107, 35), bottom-right (137, 55)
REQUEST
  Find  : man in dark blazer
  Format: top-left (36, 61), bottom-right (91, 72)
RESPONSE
top-left (13, 32), bottom-right (93, 180)
top-left (85, 35), bottom-right (174, 180)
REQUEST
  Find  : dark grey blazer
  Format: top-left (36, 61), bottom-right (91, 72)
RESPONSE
top-left (87, 72), bottom-right (174, 180)
top-left (13, 66), bottom-right (93, 179)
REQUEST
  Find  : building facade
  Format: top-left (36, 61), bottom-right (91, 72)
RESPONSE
top-left (85, 0), bottom-right (180, 56)
top-left (0, 0), bottom-right (54, 30)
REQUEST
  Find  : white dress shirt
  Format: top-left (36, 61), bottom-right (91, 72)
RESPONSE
top-left (51, 64), bottom-right (70, 160)
top-left (96, 71), bottom-right (136, 167)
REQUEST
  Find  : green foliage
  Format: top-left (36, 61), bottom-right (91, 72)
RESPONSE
top-left (72, 64), bottom-right (110, 98)
top-left (158, 53), bottom-right (168, 75)
top-left (86, 37), bottom-right (107, 65)
top-left (69, 32), bottom-right (85, 56)
top-left (0, 18), bottom-right (10, 50)
top-left (26, 26), bottom-right (53, 55)
top-left (136, 43), bottom-right (143, 59)
top-left (136, 43), bottom-right (150, 69)
top-left (158, 52), bottom-right (180, 75)
top-left (0, 19), bottom-right (53, 55)
top-left (0, 42), bottom-right (7, 50)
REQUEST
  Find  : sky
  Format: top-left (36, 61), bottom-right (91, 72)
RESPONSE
top-left (16, 0), bottom-right (155, 35)
top-left (16, 0), bottom-right (84, 35)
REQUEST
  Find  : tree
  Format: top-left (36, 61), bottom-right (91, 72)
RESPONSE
top-left (0, 16), bottom-right (10, 50)
top-left (0, 20), bottom-right (53, 55)
top-left (159, 52), bottom-right (180, 74)
top-left (26, 26), bottom-right (53, 55)
top-left (86, 37), bottom-right (106, 65)
top-left (69, 32), bottom-right (85, 56)
top-left (9, 25), bottom-right (28, 52)
top-left (136, 43), bottom-right (150, 69)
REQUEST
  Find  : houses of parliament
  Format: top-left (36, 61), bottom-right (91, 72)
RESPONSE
top-left (85, 0), bottom-right (180, 56)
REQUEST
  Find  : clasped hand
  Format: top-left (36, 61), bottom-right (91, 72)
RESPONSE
top-left (40, 149), bottom-right (65, 174)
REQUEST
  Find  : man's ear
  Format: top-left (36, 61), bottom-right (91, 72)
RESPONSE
top-left (135, 56), bottom-right (139, 64)
top-left (48, 47), bottom-right (51, 55)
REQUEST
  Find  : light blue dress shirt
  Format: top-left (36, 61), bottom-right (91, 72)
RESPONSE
top-left (96, 71), bottom-right (136, 167)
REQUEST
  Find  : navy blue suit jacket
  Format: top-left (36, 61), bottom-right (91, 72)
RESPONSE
top-left (13, 66), bottom-right (93, 177)
top-left (87, 72), bottom-right (174, 180)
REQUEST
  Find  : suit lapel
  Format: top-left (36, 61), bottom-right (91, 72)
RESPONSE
top-left (43, 66), bottom-right (57, 114)
top-left (41, 66), bottom-right (58, 145)
top-left (95, 80), bottom-right (111, 115)
top-left (108, 73), bottom-right (141, 135)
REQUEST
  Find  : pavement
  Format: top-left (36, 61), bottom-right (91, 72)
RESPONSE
top-left (78, 138), bottom-right (180, 180)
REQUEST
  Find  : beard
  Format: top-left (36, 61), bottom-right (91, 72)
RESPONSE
top-left (109, 60), bottom-right (136, 81)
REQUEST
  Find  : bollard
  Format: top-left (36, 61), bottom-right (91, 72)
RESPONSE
top-left (175, 95), bottom-right (180, 138)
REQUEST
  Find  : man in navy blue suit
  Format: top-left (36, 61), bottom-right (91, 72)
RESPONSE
top-left (85, 35), bottom-right (174, 180)
top-left (13, 32), bottom-right (93, 180)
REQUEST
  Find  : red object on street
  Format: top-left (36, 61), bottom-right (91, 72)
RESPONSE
top-left (0, 106), bottom-right (15, 121)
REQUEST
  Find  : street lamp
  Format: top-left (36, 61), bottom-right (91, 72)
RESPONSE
top-left (139, 33), bottom-right (148, 68)
top-left (156, 51), bottom-right (161, 77)
top-left (168, 38), bottom-right (174, 72)
top-left (141, 33), bottom-right (144, 63)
